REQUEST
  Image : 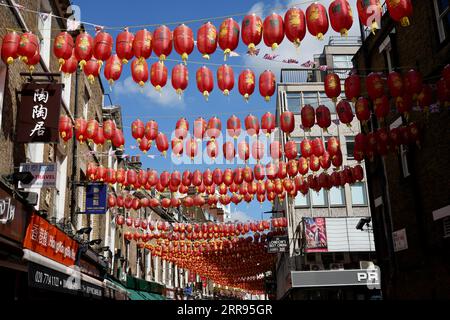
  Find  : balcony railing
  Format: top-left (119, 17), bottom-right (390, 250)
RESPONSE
top-left (280, 68), bottom-right (354, 84)
top-left (327, 36), bottom-right (362, 46)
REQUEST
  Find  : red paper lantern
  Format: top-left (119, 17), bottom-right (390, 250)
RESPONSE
top-left (193, 117), bottom-right (207, 141)
top-left (58, 115), bottom-right (73, 142)
top-left (207, 117), bottom-right (222, 141)
top-left (87, 163), bottom-right (97, 181)
top-left (251, 140), bottom-right (265, 162)
top-left (336, 100), bottom-right (354, 126)
top-left (203, 169), bottom-right (213, 186)
top-left (254, 164), bottom-right (265, 181)
top-left (245, 114), bottom-right (260, 137)
top-left (175, 117), bottom-right (189, 140)
top-left (197, 66), bottom-right (214, 100)
top-left (287, 159), bottom-right (298, 177)
top-left (17, 32), bottom-right (39, 66)
top-left (306, 3), bottom-right (329, 40)
top-left (241, 14), bottom-right (263, 53)
top-left (386, 0), bottom-right (413, 27)
top-left (131, 119), bottom-right (145, 142)
top-left (300, 138), bottom-right (312, 158)
top-left (93, 31), bottom-right (113, 64)
top-left (115, 29), bottom-right (134, 64)
top-left (233, 168), bottom-right (244, 185)
top-left (106, 168), bottom-right (116, 185)
top-left (83, 58), bottom-right (100, 84)
top-left (243, 166), bottom-right (254, 184)
top-left (53, 32), bottom-right (74, 69)
top-left (61, 51), bottom-right (78, 74)
top-left (316, 105), bottom-right (331, 132)
top-left (404, 69), bottom-right (423, 99)
top-left (226, 115), bottom-right (241, 139)
top-left (86, 119), bottom-right (99, 142)
top-left (139, 136), bottom-right (151, 153)
top-left (285, 141), bottom-right (298, 160)
top-left (197, 22), bottom-right (217, 60)
top-left (116, 169), bottom-right (126, 186)
top-left (344, 74), bottom-right (361, 102)
top-left (104, 54), bottom-right (123, 86)
top-left (152, 25), bottom-right (172, 62)
top-left (320, 151), bottom-right (332, 171)
top-left (259, 70), bottom-right (276, 102)
top-left (150, 61), bottom-right (168, 91)
top-left (133, 29), bottom-right (152, 59)
top-left (309, 155), bottom-right (321, 173)
top-left (261, 112), bottom-right (276, 136)
top-left (145, 120), bottom-right (158, 141)
top-left (301, 104), bottom-right (316, 131)
top-left (192, 170), bottom-right (202, 187)
top-left (25, 48), bottom-right (40, 72)
top-left (366, 72), bottom-right (385, 100)
top-left (115, 215), bottom-right (125, 226)
top-left (156, 132), bottom-right (169, 157)
top-left (93, 127), bottom-right (105, 146)
top-left (329, 0), bottom-right (353, 36)
top-left (186, 138), bottom-right (198, 160)
top-left (263, 13), bottom-right (284, 50)
top-left (223, 142), bottom-right (236, 161)
top-left (298, 157), bottom-right (309, 176)
top-left (218, 18), bottom-right (240, 60)
top-left (212, 168), bottom-right (223, 186)
top-left (111, 129), bottom-right (125, 149)
top-left (238, 141), bottom-right (250, 162)
top-left (357, 0), bottom-right (382, 33)
top-left (324, 73), bottom-right (341, 103)
top-left (1, 31), bottom-right (20, 64)
top-left (173, 24), bottom-right (194, 64)
top-left (437, 78), bottom-right (450, 108)
top-left (270, 141), bottom-right (282, 160)
top-left (387, 71), bottom-right (404, 97)
top-left (332, 149), bottom-right (343, 169)
top-left (311, 138), bottom-right (325, 157)
top-left (284, 8), bottom-right (306, 47)
top-left (171, 138), bottom-right (183, 157)
top-left (355, 97), bottom-right (371, 125)
top-left (206, 140), bottom-right (219, 160)
top-left (223, 168), bottom-right (234, 186)
top-left (373, 95), bottom-right (390, 123)
top-left (280, 111), bottom-right (295, 135)
top-left (171, 63), bottom-right (188, 95)
top-left (74, 32), bottom-right (93, 69)
top-left (217, 64), bottom-right (235, 96)
top-left (327, 136), bottom-right (341, 157)
top-left (376, 128), bottom-right (390, 156)
top-left (417, 84), bottom-right (433, 113)
top-left (239, 69), bottom-right (256, 102)
top-left (395, 93), bottom-right (413, 117)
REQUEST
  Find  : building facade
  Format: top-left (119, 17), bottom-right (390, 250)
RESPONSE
top-left (274, 37), bottom-right (377, 300)
top-left (352, 0), bottom-right (450, 299)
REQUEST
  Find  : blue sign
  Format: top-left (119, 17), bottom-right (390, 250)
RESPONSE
top-left (184, 286), bottom-right (192, 296)
top-left (85, 183), bottom-right (107, 214)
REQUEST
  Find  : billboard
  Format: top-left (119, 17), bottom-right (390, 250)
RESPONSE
top-left (304, 217), bottom-right (328, 252)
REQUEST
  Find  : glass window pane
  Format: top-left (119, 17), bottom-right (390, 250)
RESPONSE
top-left (303, 92), bottom-right (318, 107)
top-left (287, 96), bottom-right (301, 111)
top-left (311, 189), bottom-right (327, 206)
top-left (330, 187), bottom-right (345, 206)
top-left (351, 182), bottom-right (367, 205)
top-left (319, 93), bottom-right (336, 113)
top-left (437, 0), bottom-right (449, 13)
top-left (295, 193), bottom-right (309, 207)
top-left (346, 136), bottom-right (355, 160)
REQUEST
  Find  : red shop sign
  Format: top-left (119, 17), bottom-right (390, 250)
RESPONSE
top-left (23, 214), bottom-right (79, 266)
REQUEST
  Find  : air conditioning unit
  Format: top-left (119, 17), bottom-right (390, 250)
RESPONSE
top-left (329, 263), bottom-right (344, 270)
top-left (360, 261), bottom-right (375, 270)
top-left (309, 263), bottom-right (324, 271)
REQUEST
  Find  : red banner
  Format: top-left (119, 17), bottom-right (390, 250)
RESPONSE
top-left (23, 214), bottom-right (79, 266)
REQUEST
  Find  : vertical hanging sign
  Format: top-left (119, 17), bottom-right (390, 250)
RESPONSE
top-left (16, 83), bottom-right (62, 143)
top-left (85, 183), bottom-right (107, 214)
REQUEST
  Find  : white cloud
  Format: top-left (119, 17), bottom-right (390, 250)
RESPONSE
top-left (113, 76), bottom-right (185, 109)
top-left (225, 209), bottom-right (254, 223)
top-left (243, 0), bottom-right (361, 77)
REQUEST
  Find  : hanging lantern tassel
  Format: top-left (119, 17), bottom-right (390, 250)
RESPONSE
top-left (58, 59), bottom-right (65, 71)
top-left (248, 43), bottom-right (256, 55)
top-left (159, 55), bottom-right (166, 64)
top-left (79, 60), bottom-right (86, 70)
top-left (244, 94), bottom-right (249, 103)
top-left (340, 29), bottom-right (349, 37)
top-left (371, 21), bottom-right (378, 35)
top-left (271, 43), bottom-right (278, 51)
top-left (317, 33), bottom-right (324, 40)
top-left (223, 49), bottom-right (230, 61)
top-left (203, 91), bottom-right (209, 101)
top-left (182, 53), bottom-right (188, 65)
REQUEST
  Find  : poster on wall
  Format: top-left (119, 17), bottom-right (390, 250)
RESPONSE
top-left (304, 217), bottom-right (328, 252)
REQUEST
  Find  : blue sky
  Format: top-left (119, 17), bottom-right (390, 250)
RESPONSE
top-left (73, 0), bottom-right (361, 222)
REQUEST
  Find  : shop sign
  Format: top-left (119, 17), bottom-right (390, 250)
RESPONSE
top-left (23, 214), bottom-right (79, 266)
top-left (268, 235), bottom-right (289, 253)
top-left (84, 183), bottom-right (107, 214)
top-left (304, 217), bottom-right (328, 252)
top-left (0, 197), bottom-right (15, 224)
top-left (19, 163), bottom-right (57, 189)
top-left (16, 83), bottom-right (62, 143)
top-left (0, 187), bottom-right (30, 243)
top-left (28, 262), bottom-right (102, 298)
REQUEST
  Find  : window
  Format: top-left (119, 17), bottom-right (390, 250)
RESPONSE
top-left (319, 92), bottom-right (336, 113)
top-left (329, 187), bottom-right (345, 206)
top-left (38, 0), bottom-right (52, 67)
top-left (434, 0), bottom-right (450, 43)
top-left (295, 193), bottom-right (309, 207)
top-left (303, 92), bottom-right (318, 108)
top-left (83, 87), bottom-right (90, 119)
top-left (351, 182), bottom-right (368, 206)
top-left (0, 61), bottom-right (7, 129)
top-left (286, 92), bottom-right (301, 111)
top-left (346, 136), bottom-right (355, 160)
top-left (311, 189), bottom-right (327, 207)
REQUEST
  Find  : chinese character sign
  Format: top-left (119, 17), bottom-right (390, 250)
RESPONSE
top-left (304, 217), bottom-right (328, 252)
top-left (16, 83), bottom-right (62, 143)
top-left (23, 214), bottom-right (79, 266)
top-left (85, 183), bottom-right (107, 214)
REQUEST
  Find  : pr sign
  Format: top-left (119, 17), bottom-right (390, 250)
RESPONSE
top-left (16, 83), bottom-right (62, 143)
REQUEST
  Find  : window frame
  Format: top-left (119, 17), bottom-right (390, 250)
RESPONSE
top-left (350, 182), bottom-right (368, 206)
top-left (434, 0), bottom-right (450, 43)
top-left (345, 136), bottom-right (356, 160)
top-left (294, 192), bottom-right (310, 208)
top-left (329, 186), bottom-right (346, 207)
top-left (311, 189), bottom-right (328, 208)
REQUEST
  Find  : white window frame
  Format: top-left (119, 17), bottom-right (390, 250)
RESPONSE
top-left (434, 0), bottom-right (450, 43)
top-left (329, 186), bottom-right (346, 207)
top-left (345, 136), bottom-right (355, 160)
top-left (350, 182), bottom-right (368, 206)
top-left (295, 192), bottom-right (310, 208)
